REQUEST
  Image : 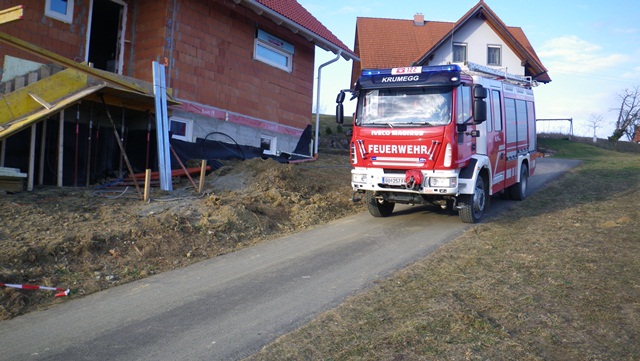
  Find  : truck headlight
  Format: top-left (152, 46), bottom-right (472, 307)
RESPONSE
top-left (428, 177), bottom-right (457, 188)
top-left (352, 173), bottom-right (367, 183)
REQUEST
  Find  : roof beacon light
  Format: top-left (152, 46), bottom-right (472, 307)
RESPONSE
top-left (362, 64), bottom-right (461, 78)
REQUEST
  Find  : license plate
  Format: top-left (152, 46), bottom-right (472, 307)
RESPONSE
top-left (382, 177), bottom-right (405, 185)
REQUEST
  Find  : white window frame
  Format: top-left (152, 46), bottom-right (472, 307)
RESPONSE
top-left (260, 135), bottom-right (277, 155)
top-left (45, 0), bottom-right (74, 23)
top-left (487, 45), bottom-right (502, 66)
top-left (254, 30), bottom-right (294, 72)
top-left (169, 117), bottom-right (194, 143)
top-left (452, 42), bottom-right (467, 63)
top-left (84, 0), bottom-right (128, 75)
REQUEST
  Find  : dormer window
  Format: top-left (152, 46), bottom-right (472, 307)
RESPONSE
top-left (487, 45), bottom-right (501, 66)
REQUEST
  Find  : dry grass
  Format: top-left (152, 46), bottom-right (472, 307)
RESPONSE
top-left (247, 139), bottom-right (640, 360)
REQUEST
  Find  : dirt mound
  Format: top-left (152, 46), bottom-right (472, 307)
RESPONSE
top-left (0, 153), bottom-right (361, 320)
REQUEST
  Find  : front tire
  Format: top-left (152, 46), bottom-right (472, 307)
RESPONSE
top-left (366, 191), bottom-right (395, 217)
top-left (459, 174), bottom-right (487, 223)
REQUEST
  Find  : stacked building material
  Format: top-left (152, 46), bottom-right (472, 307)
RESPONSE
top-left (0, 167), bottom-right (26, 192)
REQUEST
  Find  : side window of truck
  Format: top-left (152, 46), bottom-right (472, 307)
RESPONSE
top-left (492, 90), bottom-right (502, 131)
top-left (456, 85), bottom-right (472, 124)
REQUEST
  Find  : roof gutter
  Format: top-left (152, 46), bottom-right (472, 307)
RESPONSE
top-left (235, 0), bottom-right (359, 62)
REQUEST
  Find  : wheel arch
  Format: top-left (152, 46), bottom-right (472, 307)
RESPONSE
top-left (458, 156), bottom-right (491, 195)
top-left (514, 155), bottom-right (531, 183)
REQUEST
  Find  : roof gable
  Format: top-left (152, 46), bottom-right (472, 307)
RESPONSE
top-left (353, 1), bottom-right (550, 83)
top-left (240, 0), bottom-right (358, 61)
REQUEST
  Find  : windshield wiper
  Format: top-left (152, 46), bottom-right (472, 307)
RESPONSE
top-left (365, 120), bottom-right (395, 128)
top-left (404, 121), bottom-right (434, 126)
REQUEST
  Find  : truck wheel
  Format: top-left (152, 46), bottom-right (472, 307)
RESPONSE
top-left (509, 165), bottom-right (528, 201)
top-left (459, 174), bottom-right (487, 223)
top-left (366, 191), bottom-right (395, 217)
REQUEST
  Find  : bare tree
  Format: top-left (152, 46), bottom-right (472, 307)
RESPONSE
top-left (313, 103), bottom-right (328, 116)
top-left (586, 113), bottom-right (604, 142)
top-left (610, 85), bottom-right (640, 142)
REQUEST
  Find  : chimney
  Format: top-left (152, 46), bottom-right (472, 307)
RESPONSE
top-left (413, 13), bottom-right (425, 26)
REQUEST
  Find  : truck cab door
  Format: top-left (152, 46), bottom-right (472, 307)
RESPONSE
top-left (488, 89), bottom-right (506, 194)
top-left (455, 85), bottom-right (476, 164)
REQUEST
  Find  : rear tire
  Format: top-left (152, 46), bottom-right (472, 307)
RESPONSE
top-left (459, 174), bottom-right (487, 223)
top-left (366, 191), bottom-right (395, 217)
top-left (509, 165), bottom-right (529, 201)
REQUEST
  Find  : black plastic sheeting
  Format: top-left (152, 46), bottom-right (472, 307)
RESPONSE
top-left (170, 124), bottom-right (313, 171)
top-left (2, 120), bottom-right (312, 186)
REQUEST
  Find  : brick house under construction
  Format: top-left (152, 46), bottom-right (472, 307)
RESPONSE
top-left (0, 0), bottom-right (357, 190)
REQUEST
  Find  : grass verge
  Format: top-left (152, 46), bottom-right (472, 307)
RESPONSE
top-left (247, 138), bottom-right (640, 360)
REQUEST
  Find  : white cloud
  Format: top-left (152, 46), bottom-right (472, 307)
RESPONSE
top-left (538, 35), bottom-right (630, 76)
top-left (299, 2), bottom-right (326, 14)
top-left (332, 3), bottom-right (385, 16)
top-left (335, 6), bottom-right (369, 15)
top-left (612, 27), bottom-right (640, 35)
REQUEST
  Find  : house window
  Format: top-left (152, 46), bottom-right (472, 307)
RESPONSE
top-left (487, 45), bottom-right (502, 66)
top-left (45, 0), bottom-right (74, 23)
top-left (254, 29), bottom-right (294, 72)
top-left (260, 135), bottom-right (277, 155)
top-left (452, 43), bottom-right (467, 63)
top-left (170, 117), bottom-right (194, 142)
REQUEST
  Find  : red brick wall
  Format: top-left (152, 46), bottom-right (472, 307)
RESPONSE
top-left (129, 0), bottom-right (171, 81)
top-left (167, 0), bottom-right (315, 130)
top-left (0, 0), bottom-right (88, 67)
top-left (0, 0), bottom-right (142, 77)
top-left (0, 0), bottom-right (315, 131)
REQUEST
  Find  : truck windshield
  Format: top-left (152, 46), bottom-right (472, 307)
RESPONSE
top-left (357, 87), bottom-right (452, 127)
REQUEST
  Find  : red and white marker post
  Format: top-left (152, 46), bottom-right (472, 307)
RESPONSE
top-left (1, 283), bottom-right (70, 297)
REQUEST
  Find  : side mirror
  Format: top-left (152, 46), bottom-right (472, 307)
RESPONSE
top-left (336, 91), bottom-right (345, 124)
top-left (336, 103), bottom-right (344, 125)
top-left (473, 99), bottom-right (487, 123)
top-left (473, 85), bottom-right (487, 123)
top-left (474, 85), bottom-right (487, 99)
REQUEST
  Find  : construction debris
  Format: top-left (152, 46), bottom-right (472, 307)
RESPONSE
top-left (0, 167), bottom-right (26, 193)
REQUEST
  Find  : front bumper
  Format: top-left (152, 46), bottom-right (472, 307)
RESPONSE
top-left (351, 167), bottom-right (459, 195)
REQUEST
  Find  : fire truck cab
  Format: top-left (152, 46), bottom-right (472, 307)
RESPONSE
top-left (337, 63), bottom-right (537, 223)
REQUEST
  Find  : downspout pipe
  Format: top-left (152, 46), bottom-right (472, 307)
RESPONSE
top-left (314, 50), bottom-right (342, 156)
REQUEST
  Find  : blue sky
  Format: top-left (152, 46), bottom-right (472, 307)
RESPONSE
top-left (304, 0), bottom-right (640, 138)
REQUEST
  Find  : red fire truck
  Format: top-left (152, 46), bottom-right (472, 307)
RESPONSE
top-left (336, 63), bottom-right (537, 223)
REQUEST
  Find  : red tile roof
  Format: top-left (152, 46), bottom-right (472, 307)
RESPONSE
top-left (353, 1), bottom-right (550, 84)
top-left (250, 0), bottom-right (358, 60)
top-left (354, 17), bottom-right (452, 69)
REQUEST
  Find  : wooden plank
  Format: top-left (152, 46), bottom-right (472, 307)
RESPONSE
top-left (0, 167), bottom-right (27, 178)
top-left (0, 5), bottom-right (24, 25)
top-left (28, 92), bottom-right (53, 109)
top-left (0, 31), bottom-right (150, 95)
top-left (0, 176), bottom-right (24, 192)
top-left (144, 169), bottom-right (151, 202)
top-left (198, 160), bottom-right (206, 193)
top-left (0, 68), bottom-right (88, 125)
top-left (0, 83), bottom-right (105, 141)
